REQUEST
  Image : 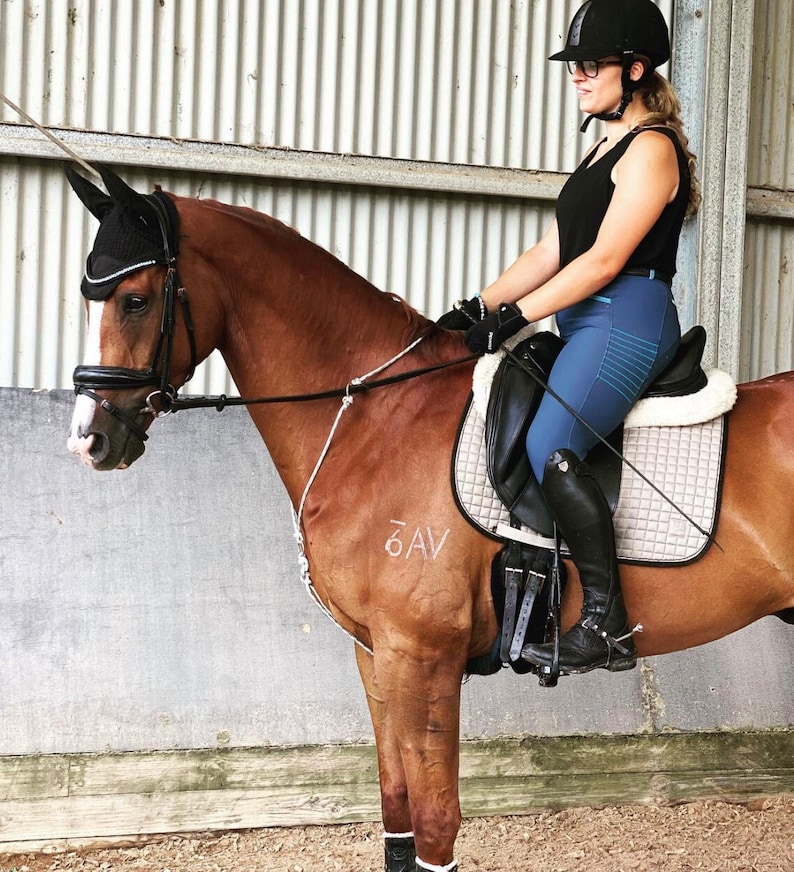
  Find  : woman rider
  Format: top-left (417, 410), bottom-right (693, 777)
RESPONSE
top-left (439, 0), bottom-right (701, 676)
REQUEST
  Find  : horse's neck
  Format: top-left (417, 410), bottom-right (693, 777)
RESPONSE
top-left (207, 205), bottom-right (414, 379)
top-left (194, 200), bottom-right (429, 502)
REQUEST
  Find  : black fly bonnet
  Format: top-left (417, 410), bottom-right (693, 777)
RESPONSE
top-left (66, 163), bottom-right (180, 299)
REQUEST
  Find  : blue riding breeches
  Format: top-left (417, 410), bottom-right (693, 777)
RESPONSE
top-left (526, 274), bottom-right (681, 483)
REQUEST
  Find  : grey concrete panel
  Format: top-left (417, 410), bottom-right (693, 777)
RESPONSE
top-left (1, 389), bottom-right (371, 754)
top-left (1, 389), bottom-right (792, 757)
top-left (648, 620), bottom-right (794, 732)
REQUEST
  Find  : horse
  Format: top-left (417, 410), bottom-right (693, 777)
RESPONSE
top-left (65, 165), bottom-right (794, 871)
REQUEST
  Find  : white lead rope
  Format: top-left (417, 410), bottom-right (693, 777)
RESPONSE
top-left (2, 93), bottom-right (102, 181)
top-left (291, 336), bottom-right (427, 652)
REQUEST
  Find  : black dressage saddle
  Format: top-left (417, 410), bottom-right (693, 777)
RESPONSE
top-left (485, 326), bottom-right (708, 537)
top-left (465, 325), bottom-right (709, 680)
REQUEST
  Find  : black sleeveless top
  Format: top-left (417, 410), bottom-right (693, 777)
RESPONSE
top-left (555, 127), bottom-right (691, 276)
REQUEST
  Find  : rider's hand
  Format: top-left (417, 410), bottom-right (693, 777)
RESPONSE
top-left (464, 303), bottom-right (529, 354)
top-left (436, 296), bottom-right (487, 330)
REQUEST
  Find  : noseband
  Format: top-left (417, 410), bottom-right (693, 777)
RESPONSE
top-left (72, 195), bottom-right (197, 442)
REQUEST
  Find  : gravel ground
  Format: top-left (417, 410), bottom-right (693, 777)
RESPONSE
top-left (2, 797), bottom-right (793, 872)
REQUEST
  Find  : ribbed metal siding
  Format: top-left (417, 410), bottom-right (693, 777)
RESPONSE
top-left (742, 0), bottom-right (794, 380)
top-left (0, 161), bottom-right (88, 391)
top-left (0, 0), bottom-right (672, 168)
top-left (0, 160), bottom-right (555, 392)
top-left (1, 0), bottom-right (674, 390)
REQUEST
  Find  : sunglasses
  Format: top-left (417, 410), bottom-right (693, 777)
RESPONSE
top-left (566, 59), bottom-right (623, 78)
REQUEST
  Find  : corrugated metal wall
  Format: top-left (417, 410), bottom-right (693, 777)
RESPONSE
top-left (743, 0), bottom-right (794, 380)
top-left (13, 0), bottom-right (769, 395)
top-left (0, 160), bottom-right (555, 393)
top-left (2, 0), bottom-right (647, 168)
top-left (0, 0), bottom-right (678, 392)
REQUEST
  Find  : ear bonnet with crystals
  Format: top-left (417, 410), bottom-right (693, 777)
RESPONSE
top-left (65, 163), bottom-right (180, 300)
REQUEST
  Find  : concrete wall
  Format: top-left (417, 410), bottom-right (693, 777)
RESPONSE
top-left (2, 387), bottom-right (793, 846)
top-left (2, 387), bottom-right (794, 759)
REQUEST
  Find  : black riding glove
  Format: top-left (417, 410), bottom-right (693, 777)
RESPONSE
top-left (464, 303), bottom-right (529, 354)
top-left (436, 296), bottom-right (487, 330)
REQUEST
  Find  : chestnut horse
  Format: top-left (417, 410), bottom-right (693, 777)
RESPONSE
top-left (66, 167), bottom-right (794, 870)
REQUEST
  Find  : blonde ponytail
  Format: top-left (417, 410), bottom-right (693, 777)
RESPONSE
top-left (634, 71), bottom-right (702, 218)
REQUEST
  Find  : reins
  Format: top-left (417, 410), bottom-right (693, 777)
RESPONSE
top-left (67, 171), bottom-right (477, 420)
top-left (74, 245), bottom-right (477, 432)
top-left (167, 349), bottom-right (480, 412)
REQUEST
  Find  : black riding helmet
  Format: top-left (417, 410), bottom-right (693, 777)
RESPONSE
top-left (550, 0), bottom-right (671, 131)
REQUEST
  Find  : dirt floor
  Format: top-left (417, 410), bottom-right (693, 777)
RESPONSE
top-left (2, 797), bottom-right (793, 872)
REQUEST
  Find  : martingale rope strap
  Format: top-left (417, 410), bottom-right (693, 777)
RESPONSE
top-left (291, 337), bottom-right (427, 654)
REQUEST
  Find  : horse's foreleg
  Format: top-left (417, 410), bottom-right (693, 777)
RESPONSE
top-left (355, 645), bottom-right (412, 835)
top-left (370, 639), bottom-right (465, 871)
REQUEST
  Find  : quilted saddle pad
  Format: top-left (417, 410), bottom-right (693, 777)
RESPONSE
top-left (453, 397), bottom-right (726, 565)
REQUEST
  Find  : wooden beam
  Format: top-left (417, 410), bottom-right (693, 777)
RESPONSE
top-left (1, 731), bottom-right (792, 852)
top-left (0, 123), bottom-right (565, 203)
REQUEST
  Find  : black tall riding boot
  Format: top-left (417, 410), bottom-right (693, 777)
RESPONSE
top-left (521, 449), bottom-right (638, 674)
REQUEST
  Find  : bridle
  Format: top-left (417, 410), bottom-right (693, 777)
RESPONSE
top-left (72, 194), bottom-right (198, 443)
top-left (72, 193), bottom-right (476, 442)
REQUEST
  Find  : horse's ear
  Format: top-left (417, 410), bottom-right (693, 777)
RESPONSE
top-left (94, 163), bottom-right (164, 233)
top-left (95, 163), bottom-right (150, 212)
top-left (65, 164), bottom-right (114, 221)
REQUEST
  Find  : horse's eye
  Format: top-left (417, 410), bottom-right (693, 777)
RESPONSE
top-left (125, 295), bottom-right (149, 313)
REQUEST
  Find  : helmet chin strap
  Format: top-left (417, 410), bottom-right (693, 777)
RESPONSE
top-left (579, 51), bottom-right (640, 133)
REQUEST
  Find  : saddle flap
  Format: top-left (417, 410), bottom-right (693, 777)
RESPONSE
top-left (483, 331), bottom-right (622, 537)
top-left (485, 333), bottom-right (562, 536)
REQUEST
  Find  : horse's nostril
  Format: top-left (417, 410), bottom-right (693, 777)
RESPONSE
top-left (88, 431), bottom-right (110, 464)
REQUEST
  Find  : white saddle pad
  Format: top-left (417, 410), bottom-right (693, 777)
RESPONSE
top-left (453, 398), bottom-right (726, 564)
